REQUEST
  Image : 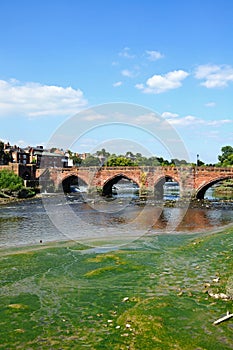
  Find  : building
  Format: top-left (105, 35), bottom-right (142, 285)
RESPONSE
top-left (40, 151), bottom-right (68, 168)
top-left (4, 144), bottom-right (30, 165)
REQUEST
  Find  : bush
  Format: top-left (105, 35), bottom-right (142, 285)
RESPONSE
top-left (0, 169), bottom-right (24, 191)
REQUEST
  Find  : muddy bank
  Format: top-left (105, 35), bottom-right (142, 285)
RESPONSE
top-left (0, 193), bottom-right (40, 206)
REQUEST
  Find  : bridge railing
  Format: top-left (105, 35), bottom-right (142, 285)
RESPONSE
top-left (42, 165), bottom-right (233, 173)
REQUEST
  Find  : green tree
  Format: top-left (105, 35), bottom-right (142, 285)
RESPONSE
top-left (218, 145), bottom-right (233, 166)
top-left (67, 150), bottom-right (82, 166)
top-left (106, 156), bottom-right (137, 167)
top-left (72, 155), bottom-right (82, 166)
top-left (95, 148), bottom-right (110, 158)
top-left (170, 158), bottom-right (188, 166)
top-left (81, 155), bottom-right (100, 166)
top-left (0, 170), bottom-right (24, 191)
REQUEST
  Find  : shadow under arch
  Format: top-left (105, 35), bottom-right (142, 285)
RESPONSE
top-left (102, 174), bottom-right (140, 196)
top-left (196, 175), bottom-right (233, 199)
top-left (61, 174), bottom-right (88, 193)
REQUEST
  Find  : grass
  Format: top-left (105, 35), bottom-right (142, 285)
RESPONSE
top-left (0, 228), bottom-right (233, 349)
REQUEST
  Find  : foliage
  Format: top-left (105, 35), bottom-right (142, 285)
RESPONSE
top-left (0, 169), bottom-right (24, 191)
top-left (81, 155), bottom-right (100, 166)
top-left (71, 155), bottom-right (82, 166)
top-left (0, 141), bottom-right (11, 165)
top-left (106, 156), bottom-right (137, 167)
top-left (95, 148), bottom-right (111, 158)
top-left (218, 145), bottom-right (233, 166)
top-left (170, 158), bottom-right (188, 166)
top-left (67, 150), bottom-right (82, 166)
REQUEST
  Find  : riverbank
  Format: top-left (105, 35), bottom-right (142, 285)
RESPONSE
top-left (0, 226), bottom-right (233, 349)
top-left (0, 193), bottom-right (41, 206)
top-left (1, 191), bottom-right (232, 210)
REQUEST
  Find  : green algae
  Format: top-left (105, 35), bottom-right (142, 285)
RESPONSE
top-left (0, 228), bottom-right (232, 349)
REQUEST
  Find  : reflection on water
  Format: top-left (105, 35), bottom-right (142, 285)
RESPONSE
top-left (163, 182), bottom-right (180, 200)
top-left (0, 195), bottom-right (232, 248)
top-left (205, 186), bottom-right (233, 200)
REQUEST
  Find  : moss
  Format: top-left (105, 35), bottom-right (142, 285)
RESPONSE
top-left (0, 228), bottom-right (233, 349)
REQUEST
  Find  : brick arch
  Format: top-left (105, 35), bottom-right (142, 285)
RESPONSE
top-left (196, 175), bottom-right (233, 199)
top-left (59, 173), bottom-right (88, 192)
top-left (102, 173), bottom-right (140, 196)
top-left (61, 173), bottom-right (88, 185)
top-left (154, 174), bottom-right (180, 186)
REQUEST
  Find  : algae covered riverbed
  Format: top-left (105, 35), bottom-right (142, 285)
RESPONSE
top-left (0, 228), bottom-right (233, 349)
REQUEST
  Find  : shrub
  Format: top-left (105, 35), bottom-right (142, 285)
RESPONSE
top-left (0, 170), bottom-right (24, 191)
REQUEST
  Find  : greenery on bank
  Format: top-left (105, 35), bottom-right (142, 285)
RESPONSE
top-left (0, 169), bottom-right (23, 192)
top-left (214, 179), bottom-right (233, 197)
top-left (217, 145), bottom-right (233, 167)
top-left (0, 169), bottom-right (35, 199)
top-left (0, 227), bottom-right (233, 349)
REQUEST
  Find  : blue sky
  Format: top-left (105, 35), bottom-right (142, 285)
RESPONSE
top-left (0, 0), bottom-right (232, 163)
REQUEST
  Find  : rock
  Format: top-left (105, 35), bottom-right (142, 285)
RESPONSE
top-left (208, 291), bottom-right (229, 300)
top-left (213, 277), bottom-right (220, 283)
top-left (219, 293), bottom-right (229, 300)
top-left (122, 297), bottom-right (129, 302)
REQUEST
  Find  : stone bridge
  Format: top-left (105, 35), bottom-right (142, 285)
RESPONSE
top-left (38, 166), bottom-right (233, 199)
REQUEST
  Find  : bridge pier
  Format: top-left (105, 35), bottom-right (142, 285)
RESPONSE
top-left (139, 186), bottom-right (155, 198)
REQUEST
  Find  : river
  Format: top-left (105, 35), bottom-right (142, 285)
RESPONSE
top-left (0, 191), bottom-right (232, 248)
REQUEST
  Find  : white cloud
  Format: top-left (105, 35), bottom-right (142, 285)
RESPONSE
top-left (194, 64), bottom-right (233, 88)
top-left (80, 111), bottom-right (107, 121)
top-left (135, 83), bottom-right (144, 90)
top-left (136, 69), bottom-right (189, 94)
top-left (207, 119), bottom-right (232, 126)
top-left (205, 101), bottom-right (216, 107)
top-left (166, 115), bottom-right (203, 126)
top-left (134, 113), bottom-right (160, 125)
top-left (0, 79), bottom-right (87, 118)
top-left (163, 112), bottom-right (232, 127)
top-left (118, 47), bottom-right (135, 59)
top-left (113, 81), bottom-right (123, 87)
top-left (146, 50), bottom-right (164, 61)
top-left (161, 111), bottom-right (179, 118)
top-left (121, 69), bottom-right (135, 78)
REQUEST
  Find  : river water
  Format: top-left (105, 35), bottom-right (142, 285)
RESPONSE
top-left (0, 192), bottom-right (232, 248)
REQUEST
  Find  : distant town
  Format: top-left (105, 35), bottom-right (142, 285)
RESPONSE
top-left (0, 140), bottom-right (93, 168)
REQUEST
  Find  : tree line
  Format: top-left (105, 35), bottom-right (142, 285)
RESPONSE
top-left (68, 146), bottom-right (233, 167)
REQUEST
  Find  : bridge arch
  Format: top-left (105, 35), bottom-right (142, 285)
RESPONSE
top-left (102, 173), bottom-right (140, 196)
top-left (61, 174), bottom-right (88, 193)
top-left (196, 175), bottom-right (233, 199)
top-left (154, 175), bottom-right (180, 199)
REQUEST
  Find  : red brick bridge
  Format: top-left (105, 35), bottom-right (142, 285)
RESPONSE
top-left (39, 166), bottom-right (233, 199)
